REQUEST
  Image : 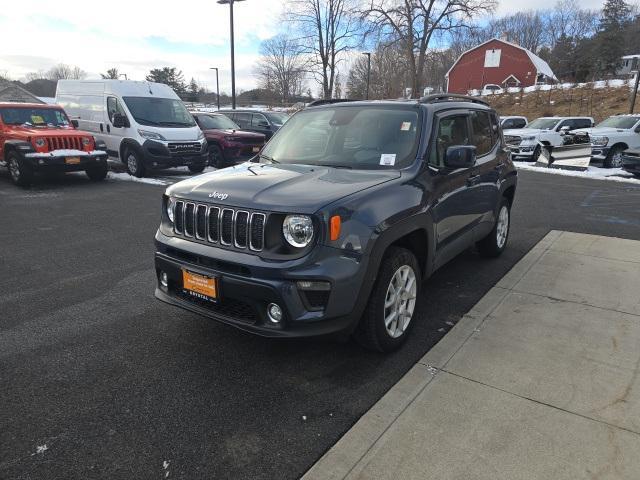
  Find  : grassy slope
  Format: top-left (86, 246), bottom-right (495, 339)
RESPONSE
top-left (483, 85), bottom-right (639, 122)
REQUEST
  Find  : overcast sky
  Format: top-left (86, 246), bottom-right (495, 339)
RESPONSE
top-left (0, 0), bottom-right (609, 94)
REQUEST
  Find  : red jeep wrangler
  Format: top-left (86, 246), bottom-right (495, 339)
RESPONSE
top-left (0, 102), bottom-right (108, 187)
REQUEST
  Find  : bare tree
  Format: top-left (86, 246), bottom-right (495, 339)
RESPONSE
top-left (255, 35), bottom-right (308, 104)
top-left (362, 0), bottom-right (496, 98)
top-left (347, 42), bottom-right (408, 99)
top-left (47, 64), bottom-right (87, 80)
top-left (547, 0), bottom-right (599, 48)
top-left (286, 0), bottom-right (361, 99)
top-left (101, 68), bottom-right (120, 79)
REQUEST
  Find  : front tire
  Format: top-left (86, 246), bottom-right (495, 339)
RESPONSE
top-left (603, 146), bottom-right (624, 168)
top-left (86, 163), bottom-right (108, 181)
top-left (355, 247), bottom-right (420, 352)
top-left (531, 145), bottom-right (541, 162)
top-left (125, 148), bottom-right (146, 177)
top-left (7, 152), bottom-right (33, 187)
top-left (477, 197), bottom-right (510, 257)
top-left (208, 145), bottom-right (225, 168)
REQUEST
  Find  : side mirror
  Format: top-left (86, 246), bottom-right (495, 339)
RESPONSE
top-left (444, 145), bottom-right (476, 169)
top-left (71, 119), bottom-right (79, 128)
top-left (257, 121), bottom-right (270, 128)
top-left (112, 112), bottom-right (129, 128)
top-left (559, 125), bottom-right (571, 134)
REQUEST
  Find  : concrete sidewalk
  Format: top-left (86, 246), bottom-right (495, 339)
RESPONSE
top-left (304, 231), bottom-right (640, 480)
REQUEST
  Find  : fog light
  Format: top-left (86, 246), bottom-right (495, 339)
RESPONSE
top-left (160, 271), bottom-right (168, 287)
top-left (267, 303), bottom-right (283, 323)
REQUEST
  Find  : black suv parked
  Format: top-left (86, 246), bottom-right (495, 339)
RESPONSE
top-left (154, 95), bottom-right (517, 351)
top-left (218, 109), bottom-right (289, 140)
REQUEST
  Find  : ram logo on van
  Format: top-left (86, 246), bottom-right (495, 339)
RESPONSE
top-left (208, 191), bottom-right (229, 200)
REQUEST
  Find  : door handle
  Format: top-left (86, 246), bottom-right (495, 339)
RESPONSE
top-left (107, 124), bottom-right (111, 133)
top-left (467, 174), bottom-right (481, 186)
top-left (100, 123), bottom-right (104, 132)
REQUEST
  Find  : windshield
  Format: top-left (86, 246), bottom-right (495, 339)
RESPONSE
top-left (527, 118), bottom-right (560, 130)
top-left (265, 112), bottom-right (289, 125)
top-left (197, 114), bottom-right (239, 130)
top-left (122, 97), bottom-right (196, 127)
top-left (0, 107), bottom-right (71, 128)
top-left (597, 116), bottom-right (640, 129)
top-left (261, 106), bottom-right (421, 170)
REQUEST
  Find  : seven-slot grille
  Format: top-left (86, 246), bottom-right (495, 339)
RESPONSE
top-left (167, 142), bottom-right (202, 156)
top-left (174, 200), bottom-right (265, 251)
top-left (46, 137), bottom-right (84, 151)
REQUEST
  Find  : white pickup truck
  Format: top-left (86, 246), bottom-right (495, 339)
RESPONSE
top-left (574, 114), bottom-right (640, 168)
top-left (503, 116), bottom-right (594, 161)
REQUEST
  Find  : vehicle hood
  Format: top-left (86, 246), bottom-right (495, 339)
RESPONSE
top-left (166, 163), bottom-right (401, 214)
top-left (503, 128), bottom-right (545, 136)
top-left (573, 127), bottom-right (633, 136)
top-left (8, 126), bottom-right (87, 137)
top-left (205, 128), bottom-right (264, 139)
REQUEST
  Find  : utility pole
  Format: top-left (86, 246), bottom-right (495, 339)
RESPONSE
top-left (363, 52), bottom-right (371, 100)
top-left (209, 67), bottom-right (220, 110)
top-left (630, 70), bottom-right (639, 114)
top-left (217, 0), bottom-right (246, 110)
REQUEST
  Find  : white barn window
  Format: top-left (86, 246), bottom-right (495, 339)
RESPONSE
top-left (484, 49), bottom-right (501, 68)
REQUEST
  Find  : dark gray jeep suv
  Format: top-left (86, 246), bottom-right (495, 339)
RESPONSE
top-left (154, 95), bottom-right (517, 351)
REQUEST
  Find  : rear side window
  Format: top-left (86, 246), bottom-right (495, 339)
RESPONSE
top-left (429, 115), bottom-right (469, 168)
top-left (470, 110), bottom-right (493, 156)
top-left (251, 113), bottom-right (269, 127)
top-left (234, 113), bottom-right (251, 127)
top-left (573, 118), bottom-right (592, 129)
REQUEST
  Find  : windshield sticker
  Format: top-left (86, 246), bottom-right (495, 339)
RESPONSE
top-left (31, 115), bottom-right (45, 124)
top-left (401, 122), bottom-right (411, 131)
top-left (380, 153), bottom-right (396, 166)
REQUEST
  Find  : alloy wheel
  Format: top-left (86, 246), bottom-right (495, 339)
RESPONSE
top-left (611, 150), bottom-right (623, 168)
top-left (383, 265), bottom-right (417, 338)
top-left (496, 205), bottom-right (509, 249)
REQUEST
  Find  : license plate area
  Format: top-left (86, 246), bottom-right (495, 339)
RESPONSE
top-left (182, 270), bottom-right (219, 302)
top-left (65, 157), bottom-right (81, 164)
top-left (252, 146), bottom-right (261, 153)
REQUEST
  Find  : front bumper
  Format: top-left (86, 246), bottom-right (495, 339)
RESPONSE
top-left (142, 140), bottom-right (208, 169)
top-left (23, 150), bottom-right (108, 172)
top-left (590, 146), bottom-right (610, 161)
top-left (154, 231), bottom-right (369, 338)
top-left (508, 144), bottom-right (536, 157)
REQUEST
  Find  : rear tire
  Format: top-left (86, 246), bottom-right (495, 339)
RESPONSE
top-left (7, 152), bottom-right (33, 187)
top-left (188, 164), bottom-right (206, 173)
top-left (477, 197), bottom-right (510, 257)
top-left (355, 247), bottom-right (420, 352)
top-left (125, 148), bottom-right (146, 177)
top-left (86, 163), bottom-right (108, 181)
top-left (603, 145), bottom-right (624, 168)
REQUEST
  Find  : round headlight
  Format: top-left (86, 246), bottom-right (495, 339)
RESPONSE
top-left (283, 215), bottom-right (314, 248)
top-left (35, 138), bottom-right (46, 148)
top-left (82, 137), bottom-right (91, 147)
top-left (167, 197), bottom-right (176, 223)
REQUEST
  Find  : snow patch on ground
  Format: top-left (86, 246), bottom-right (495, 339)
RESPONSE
top-left (516, 162), bottom-right (640, 185)
top-left (108, 172), bottom-right (169, 185)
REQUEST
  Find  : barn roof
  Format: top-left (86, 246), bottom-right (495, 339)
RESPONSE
top-left (445, 37), bottom-right (558, 81)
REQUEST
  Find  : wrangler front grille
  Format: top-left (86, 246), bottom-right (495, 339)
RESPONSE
top-left (174, 201), bottom-right (266, 252)
top-left (46, 137), bottom-right (84, 151)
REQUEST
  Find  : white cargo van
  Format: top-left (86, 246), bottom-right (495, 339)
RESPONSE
top-left (56, 80), bottom-right (207, 177)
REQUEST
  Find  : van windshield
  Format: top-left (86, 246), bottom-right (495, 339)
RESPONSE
top-left (122, 97), bottom-right (196, 128)
top-left (260, 105), bottom-right (421, 170)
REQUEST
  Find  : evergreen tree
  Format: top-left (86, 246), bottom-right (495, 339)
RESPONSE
top-left (146, 68), bottom-right (187, 95)
top-left (596, 0), bottom-right (632, 74)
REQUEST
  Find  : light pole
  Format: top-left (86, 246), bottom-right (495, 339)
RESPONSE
top-left (363, 52), bottom-right (371, 100)
top-left (217, 0), bottom-right (246, 110)
top-left (209, 67), bottom-right (220, 110)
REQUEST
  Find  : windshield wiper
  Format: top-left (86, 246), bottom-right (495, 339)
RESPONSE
top-left (135, 118), bottom-right (160, 126)
top-left (317, 164), bottom-right (352, 169)
top-left (158, 121), bottom-right (193, 127)
top-left (259, 153), bottom-right (279, 164)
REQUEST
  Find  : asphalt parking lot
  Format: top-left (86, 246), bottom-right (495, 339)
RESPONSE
top-left (2, 169), bottom-right (640, 480)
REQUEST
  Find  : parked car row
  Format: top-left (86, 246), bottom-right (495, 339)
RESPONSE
top-left (503, 113), bottom-right (640, 173)
top-left (0, 80), bottom-right (290, 186)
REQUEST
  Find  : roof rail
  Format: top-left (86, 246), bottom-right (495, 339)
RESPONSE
top-left (419, 93), bottom-right (489, 106)
top-left (307, 98), bottom-right (356, 107)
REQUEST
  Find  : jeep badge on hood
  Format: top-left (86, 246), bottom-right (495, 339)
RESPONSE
top-left (208, 191), bottom-right (229, 200)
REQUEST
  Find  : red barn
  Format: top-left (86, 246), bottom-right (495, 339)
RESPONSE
top-left (445, 38), bottom-right (557, 94)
